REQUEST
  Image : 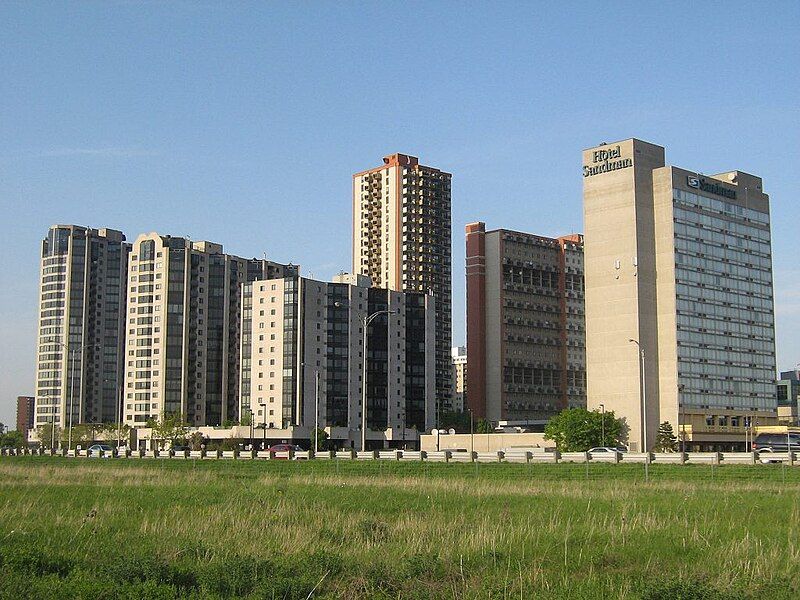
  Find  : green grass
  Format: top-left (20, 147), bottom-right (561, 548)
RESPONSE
top-left (0, 457), bottom-right (798, 599)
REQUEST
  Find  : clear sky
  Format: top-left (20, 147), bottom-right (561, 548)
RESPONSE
top-left (1, 1), bottom-right (798, 427)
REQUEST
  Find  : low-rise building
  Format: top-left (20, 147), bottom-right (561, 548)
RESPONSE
top-left (777, 369), bottom-right (800, 425)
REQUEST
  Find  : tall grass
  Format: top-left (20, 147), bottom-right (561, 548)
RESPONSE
top-left (0, 457), bottom-right (797, 599)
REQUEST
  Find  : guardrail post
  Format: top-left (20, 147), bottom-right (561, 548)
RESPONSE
top-left (790, 451), bottom-right (796, 466)
top-left (419, 451), bottom-right (427, 461)
top-left (553, 450), bottom-right (561, 464)
top-left (287, 448), bottom-right (295, 460)
top-left (612, 451), bottom-right (621, 464)
top-left (497, 451), bottom-right (505, 463)
top-left (712, 452), bottom-right (721, 466)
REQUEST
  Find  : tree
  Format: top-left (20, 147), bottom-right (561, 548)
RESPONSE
top-left (148, 413), bottom-right (190, 450)
top-left (544, 408), bottom-right (626, 452)
top-left (0, 430), bottom-right (24, 448)
top-left (310, 428), bottom-right (329, 452)
top-left (187, 431), bottom-right (205, 451)
top-left (476, 419), bottom-right (494, 434)
top-left (654, 421), bottom-right (678, 452)
top-left (37, 424), bottom-right (62, 449)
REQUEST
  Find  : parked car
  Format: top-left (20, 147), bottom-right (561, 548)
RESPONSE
top-left (588, 447), bottom-right (627, 454)
top-left (753, 433), bottom-right (800, 453)
top-left (87, 444), bottom-right (113, 458)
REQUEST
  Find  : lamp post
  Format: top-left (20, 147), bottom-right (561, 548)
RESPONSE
top-left (314, 369), bottom-right (320, 454)
top-left (629, 339), bottom-right (647, 452)
top-left (678, 383), bottom-right (686, 453)
top-left (468, 408), bottom-right (474, 456)
top-left (333, 301), bottom-right (398, 453)
top-left (259, 403), bottom-right (267, 449)
top-left (360, 309), bottom-right (398, 452)
top-left (47, 339), bottom-right (99, 451)
top-left (599, 403), bottom-right (605, 446)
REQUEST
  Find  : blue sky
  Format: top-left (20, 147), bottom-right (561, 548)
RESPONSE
top-left (1, 1), bottom-right (798, 426)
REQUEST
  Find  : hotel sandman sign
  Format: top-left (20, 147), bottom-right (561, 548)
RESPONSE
top-left (583, 145), bottom-right (633, 177)
top-left (687, 176), bottom-right (737, 199)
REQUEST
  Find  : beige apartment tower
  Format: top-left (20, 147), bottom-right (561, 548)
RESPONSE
top-left (583, 139), bottom-right (776, 450)
top-left (353, 153), bottom-right (452, 414)
top-left (34, 225), bottom-right (130, 430)
top-left (122, 232), bottom-right (296, 428)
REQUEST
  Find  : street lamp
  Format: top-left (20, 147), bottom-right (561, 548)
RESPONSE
top-left (360, 309), bottom-right (398, 452)
top-left (47, 339), bottom-right (99, 452)
top-left (259, 403), bottom-right (267, 449)
top-left (334, 301), bottom-right (399, 452)
top-left (629, 339), bottom-right (647, 453)
top-left (468, 408), bottom-right (474, 456)
top-left (599, 403), bottom-right (605, 446)
top-left (314, 369), bottom-right (320, 454)
top-left (678, 383), bottom-right (686, 453)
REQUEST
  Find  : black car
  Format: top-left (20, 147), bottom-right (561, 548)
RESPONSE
top-left (753, 433), bottom-right (800, 452)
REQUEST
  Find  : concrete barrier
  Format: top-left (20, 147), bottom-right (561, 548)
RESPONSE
top-left (449, 451), bottom-right (475, 463)
top-left (721, 452), bottom-right (757, 465)
top-left (561, 452), bottom-right (589, 463)
top-left (621, 452), bottom-right (651, 464)
top-left (652, 452), bottom-right (685, 464)
top-left (503, 450), bottom-right (533, 464)
top-left (476, 451), bottom-right (504, 463)
top-left (400, 451), bottom-right (424, 461)
top-left (686, 452), bottom-right (720, 465)
top-left (529, 451), bottom-right (559, 463)
top-left (425, 451), bottom-right (450, 463)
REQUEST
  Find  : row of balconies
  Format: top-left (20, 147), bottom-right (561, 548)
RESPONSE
top-left (505, 335), bottom-right (560, 346)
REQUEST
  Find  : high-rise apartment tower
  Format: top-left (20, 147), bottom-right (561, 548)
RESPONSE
top-left (122, 232), bottom-right (296, 428)
top-left (353, 153), bottom-right (452, 415)
top-left (34, 225), bottom-right (130, 429)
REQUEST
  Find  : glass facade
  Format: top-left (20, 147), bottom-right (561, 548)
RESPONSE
top-left (672, 189), bottom-right (776, 411)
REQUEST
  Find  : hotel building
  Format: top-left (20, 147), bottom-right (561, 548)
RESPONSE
top-left (34, 225), bottom-right (130, 429)
top-left (583, 138), bottom-right (777, 450)
top-left (240, 273), bottom-right (435, 449)
top-left (353, 153), bottom-right (452, 415)
top-left (466, 222), bottom-right (586, 424)
top-left (122, 232), bottom-right (296, 427)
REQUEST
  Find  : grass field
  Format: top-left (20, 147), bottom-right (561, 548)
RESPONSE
top-left (0, 458), bottom-right (798, 599)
